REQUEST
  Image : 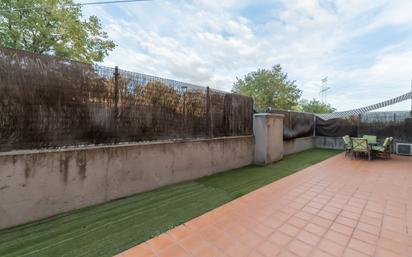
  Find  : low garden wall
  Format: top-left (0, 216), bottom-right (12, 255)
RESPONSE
top-left (283, 137), bottom-right (315, 155)
top-left (315, 136), bottom-right (345, 150)
top-left (0, 136), bottom-right (254, 229)
top-left (284, 136), bottom-right (401, 155)
top-left (283, 136), bottom-right (345, 155)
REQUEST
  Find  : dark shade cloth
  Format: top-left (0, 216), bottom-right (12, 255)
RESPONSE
top-left (269, 110), bottom-right (314, 140)
top-left (315, 117), bottom-right (358, 138)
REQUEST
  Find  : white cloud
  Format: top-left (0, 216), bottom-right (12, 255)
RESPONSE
top-left (82, 0), bottom-right (412, 111)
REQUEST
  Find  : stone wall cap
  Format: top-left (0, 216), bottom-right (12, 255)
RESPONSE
top-left (0, 135), bottom-right (254, 157)
top-left (254, 113), bottom-right (285, 118)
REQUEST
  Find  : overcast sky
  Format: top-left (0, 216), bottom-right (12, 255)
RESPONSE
top-left (81, 0), bottom-right (412, 111)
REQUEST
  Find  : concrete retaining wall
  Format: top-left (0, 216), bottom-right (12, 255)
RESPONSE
top-left (285, 136), bottom-right (400, 154)
top-left (283, 136), bottom-right (345, 155)
top-left (315, 136), bottom-right (344, 150)
top-left (0, 136), bottom-right (254, 229)
top-left (283, 137), bottom-right (315, 155)
top-left (285, 136), bottom-right (399, 155)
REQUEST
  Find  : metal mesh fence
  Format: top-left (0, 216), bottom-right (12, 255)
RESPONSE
top-left (358, 111), bottom-right (412, 142)
top-left (0, 48), bottom-right (253, 152)
top-left (360, 111), bottom-right (411, 123)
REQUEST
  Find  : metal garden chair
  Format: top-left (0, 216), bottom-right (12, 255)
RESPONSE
top-left (372, 137), bottom-right (393, 159)
top-left (342, 135), bottom-right (352, 157)
top-left (351, 138), bottom-right (371, 160)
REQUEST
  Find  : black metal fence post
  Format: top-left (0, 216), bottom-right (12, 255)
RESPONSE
top-left (313, 115), bottom-right (316, 136)
top-left (114, 66), bottom-right (120, 142)
top-left (206, 86), bottom-right (212, 138)
top-left (181, 85), bottom-right (188, 137)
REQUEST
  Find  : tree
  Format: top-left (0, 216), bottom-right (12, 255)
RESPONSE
top-left (0, 0), bottom-right (115, 63)
top-left (232, 65), bottom-right (302, 110)
top-left (299, 98), bottom-right (336, 113)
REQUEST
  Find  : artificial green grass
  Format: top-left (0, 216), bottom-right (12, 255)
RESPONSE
top-left (0, 148), bottom-right (340, 257)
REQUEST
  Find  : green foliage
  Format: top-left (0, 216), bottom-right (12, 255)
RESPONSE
top-left (232, 64), bottom-right (302, 110)
top-left (298, 98), bottom-right (336, 113)
top-left (0, 0), bottom-right (115, 63)
top-left (0, 149), bottom-right (340, 257)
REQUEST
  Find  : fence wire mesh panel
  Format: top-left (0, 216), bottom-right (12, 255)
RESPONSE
top-left (360, 111), bottom-right (411, 123)
top-left (358, 111), bottom-right (412, 142)
top-left (0, 48), bottom-right (253, 152)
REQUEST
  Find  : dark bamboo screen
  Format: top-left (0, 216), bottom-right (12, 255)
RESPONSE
top-left (0, 48), bottom-right (253, 152)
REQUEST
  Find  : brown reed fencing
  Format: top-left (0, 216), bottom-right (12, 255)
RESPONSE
top-left (0, 48), bottom-right (253, 152)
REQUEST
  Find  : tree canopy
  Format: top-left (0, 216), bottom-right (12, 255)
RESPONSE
top-left (232, 65), bottom-right (302, 110)
top-left (0, 0), bottom-right (115, 63)
top-left (298, 98), bottom-right (336, 113)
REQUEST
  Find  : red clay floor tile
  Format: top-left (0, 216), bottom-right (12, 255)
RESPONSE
top-left (116, 154), bottom-right (412, 257)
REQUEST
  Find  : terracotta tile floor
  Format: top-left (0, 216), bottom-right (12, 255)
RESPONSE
top-left (116, 154), bottom-right (412, 257)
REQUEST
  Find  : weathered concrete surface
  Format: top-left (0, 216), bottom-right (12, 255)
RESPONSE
top-left (283, 136), bottom-right (344, 155)
top-left (283, 136), bottom-right (315, 155)
top-left (0, 136), bottom-right (254, 229)
top-left (253, 114), bottom-right (284, 165)
top-left (315, 136), bottom-right (345, 150)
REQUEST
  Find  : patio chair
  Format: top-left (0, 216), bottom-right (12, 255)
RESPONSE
top-left (362, 135), bottom-right (377, 145)
top-left (342, 135), bottom-right (352, 157)
top-left (351, 138), bottom-right (371, 160)
top-left (372, 137), bottom-right (393, 159)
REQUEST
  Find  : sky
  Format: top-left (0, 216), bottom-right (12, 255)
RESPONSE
top-left (81, 0), bottom-right (412, 111)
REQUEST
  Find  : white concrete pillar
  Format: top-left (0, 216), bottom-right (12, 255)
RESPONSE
top-left (254, 113), bottom-right (284, 165)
